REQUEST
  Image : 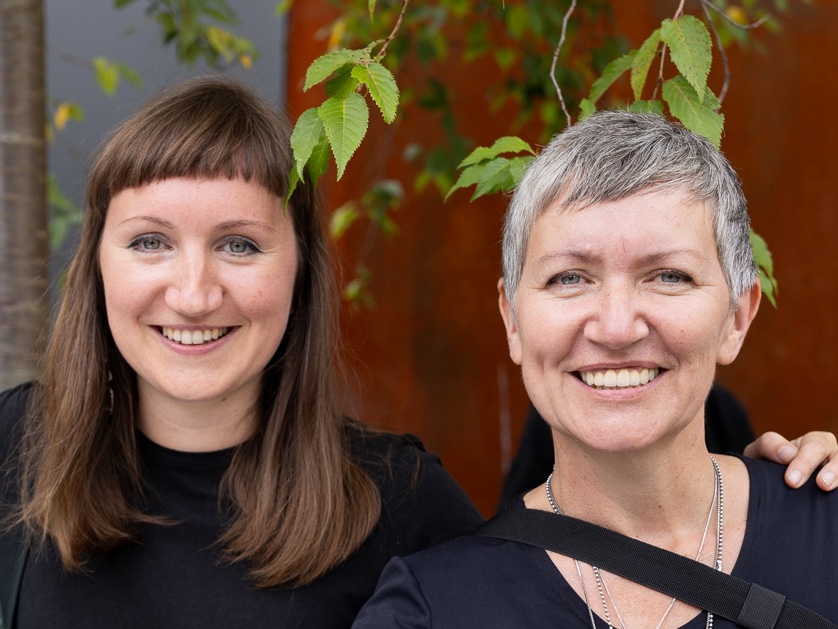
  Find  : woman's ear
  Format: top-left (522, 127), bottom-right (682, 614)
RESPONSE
top-left (498, 278), bottom-right (523, 365)
top-left (717, 280), bottom-right (761, 366)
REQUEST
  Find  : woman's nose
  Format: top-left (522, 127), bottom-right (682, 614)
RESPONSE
top-left (583, 284), bottom-right (649, 350)
top-left (163, 253), bottom-right (223, 316)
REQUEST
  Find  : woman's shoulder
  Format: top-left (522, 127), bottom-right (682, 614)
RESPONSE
top-left (0, 381), bottom-right (34, 447)
top-left (342, 419), bottom-right (484, 549)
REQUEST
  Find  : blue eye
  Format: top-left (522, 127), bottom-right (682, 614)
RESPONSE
top-left (222, 238), bottom-right (260, 256)
top-left (560, 274), bottom-right (581, 285)
top-left (660, 272), bottom-right (686, 283)
top-left (129, 236), bottom-right (165, 251)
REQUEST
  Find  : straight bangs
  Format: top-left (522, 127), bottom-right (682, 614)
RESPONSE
top-left (88, 77), bottom-right (293, 215)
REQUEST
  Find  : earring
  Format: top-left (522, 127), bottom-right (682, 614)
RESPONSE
top-left (107, 371), bottom-right (114, 414)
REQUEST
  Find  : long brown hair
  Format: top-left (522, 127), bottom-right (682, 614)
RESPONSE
top-left (18, 75), bottom-right (381, 586)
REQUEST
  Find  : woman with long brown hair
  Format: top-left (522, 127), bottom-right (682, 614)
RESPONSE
top-left (0, 76), bottom-right (483, 628)
top-left (0, 78), bottom-right (833, 629)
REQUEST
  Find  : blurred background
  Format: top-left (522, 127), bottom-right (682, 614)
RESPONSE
top-left (4, 0), bottom-right (837, 515)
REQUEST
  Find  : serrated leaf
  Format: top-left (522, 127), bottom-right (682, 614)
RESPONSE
top-left (304, 50), bottom-right (363, 90)
top-left (290, 108), bottom-right (325, 180)
top-left (330, 202), bottom-right (359, 239)
top-left (445, 163), bottom-right (487, 201)
top-left (631, 29), bottom-right (661, 100)
top-left (93, 57), bottom-right (120, 96)
top-left (352, 62), bottom-right (399, 124)
top-left (750, 229), bottom-right (778, 306)
top-left (507, 156), bottom-right (535, 188)
top-left (662, 76), bottom-right (724, 148)
top-left (319, 92), bottom-right (369, 179)
top-left (307, 133), bottom-right (332, 183)
top-left (587, 52), bottom-right (636, 104)
top-left (459, 136), bottom-right (535, 168)
top-left (627, 100), bottom-right (665, 115)
top-left (285, 164), bottom-right (300, 208)
top-left (661, 16), bottom-right (712, 105)
top-left (326, 65), bottom-right (359, 98)
top-left (579, 98), bottom-right (596, 120)
top-left (472, 158), bottom-right (513, 200)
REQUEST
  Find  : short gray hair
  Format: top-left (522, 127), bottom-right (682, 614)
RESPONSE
top-left (502, 110), bottom-right (756, 309)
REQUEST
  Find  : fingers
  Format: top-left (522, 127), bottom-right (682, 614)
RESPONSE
top-left (744, 430), bottom-right (838, 491)
top-left (743, 431), bottom-right (796, 463)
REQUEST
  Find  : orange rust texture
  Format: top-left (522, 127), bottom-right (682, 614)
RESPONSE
top-left (287, 1), bottom-right (838, 515)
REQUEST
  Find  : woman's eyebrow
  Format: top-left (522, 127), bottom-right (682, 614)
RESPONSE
top-left (118, 215), bottom-right (175, 228)
top-left (216, 219), bottom-right (279, 233)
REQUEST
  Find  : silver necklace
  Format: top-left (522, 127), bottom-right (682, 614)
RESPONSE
top-left (545, 457), bottom-right (724, 629)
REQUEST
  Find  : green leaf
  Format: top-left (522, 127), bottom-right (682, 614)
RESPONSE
top-left (326, 64), bottom-right (359, 98)
top-left (507, 156), bottom-right (536, 188)
top-left (330, 202), bottom-right (360, 239)
top-left (493, 48), bottom-right (517, 70)
top-left (285, 164), bottom-right (300, 208)
top-left (660, 16), bottom-right (712, 105)
top-left (446, 163), bottom-right (487, 201)
top-left (114, 62), bottom-right (142, 88)
top-left (631, 29), bottom-right (660, 100)
top-left (662, 76), bottom-right (724, 148)
top-left (290, 108), bottom-right (325, 180)
top-left (307, 133), bottom-right (332, 184)
top-left (93, 57), bottom-right (120, 96)
top-left (472, 158), bottom-right (519, 200)
top-left (587, 52), bottom-right (636, 104)
top-left (318, 92), bottom-right (369, 179)
top-left (275, 0), bottom-right (293, 16)
top-left (368, 0), bottom-right (376, 20)
top-left (627, 100), bottom-right (665, 115)
top-left (459, 136), bottom-right (534, 168)
top-left (47, 174), bottom-right (82, 251)
top-left (352, 62), bottom-right (399, 123)
top-left (579, 98), bottom-right (596, 120)
top-left (304, 49), bottom-right (363, 90)
top-left (750, 229), bottom-right (778, 307)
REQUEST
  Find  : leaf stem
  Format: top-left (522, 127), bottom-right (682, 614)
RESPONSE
top-left (551, 0), bottom-right (577, 127)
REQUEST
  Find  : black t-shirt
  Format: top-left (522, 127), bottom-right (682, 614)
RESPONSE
top-left (0, 383), bottom-right (484, 629)
top-left (354, 456), bottom-right (838, 628)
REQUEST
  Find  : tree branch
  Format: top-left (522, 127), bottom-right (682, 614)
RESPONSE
top-left (376, 0), bottom-right (410, 59)
top-left (652, 0), bottom-right (687, 103)
top-left (550, 0), bottom-right (576, 127)
top-left (702, 0), bottom-right (730, 105)
top-left (702, 1), bottom-right (771, 31)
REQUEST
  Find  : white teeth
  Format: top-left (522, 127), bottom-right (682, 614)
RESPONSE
top-left (161, 327), bottom-right (229, 346)
top-left (578, 367), bottom-right (660, 390)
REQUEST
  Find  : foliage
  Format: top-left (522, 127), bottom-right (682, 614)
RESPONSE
top-left (294, 0), bottom-right (794, 305)
top-left (115, 0), bottom-right (256, 67)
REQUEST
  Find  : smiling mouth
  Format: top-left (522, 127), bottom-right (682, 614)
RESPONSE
top-left (160, 326), bottom-right (231, 346)
top-left (577, 368), bottom-right (661, 390)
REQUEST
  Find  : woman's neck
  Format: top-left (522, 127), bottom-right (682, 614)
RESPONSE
top-left (527, 429), bottom-right (719, 548)
top-left (137, 385), bottom-right (259, 452)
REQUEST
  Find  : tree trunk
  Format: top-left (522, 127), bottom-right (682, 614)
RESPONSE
top-left (0, 0), bottom-right (49, 390)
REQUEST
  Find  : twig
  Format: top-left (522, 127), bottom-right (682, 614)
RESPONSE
top-left (551, 0), bottom-right (577, 127)
top-left (702, 0), bottom-right (730, 105)
top-left (652, 0), bottom-right (687, 102)
top-left (702, 0), bottom-right (771, 31)
top-left (376, 0), bottom-right (410, 59)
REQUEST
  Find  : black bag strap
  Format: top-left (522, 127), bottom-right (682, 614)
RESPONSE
top-left (476, 509), bottom-right (836, 629)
